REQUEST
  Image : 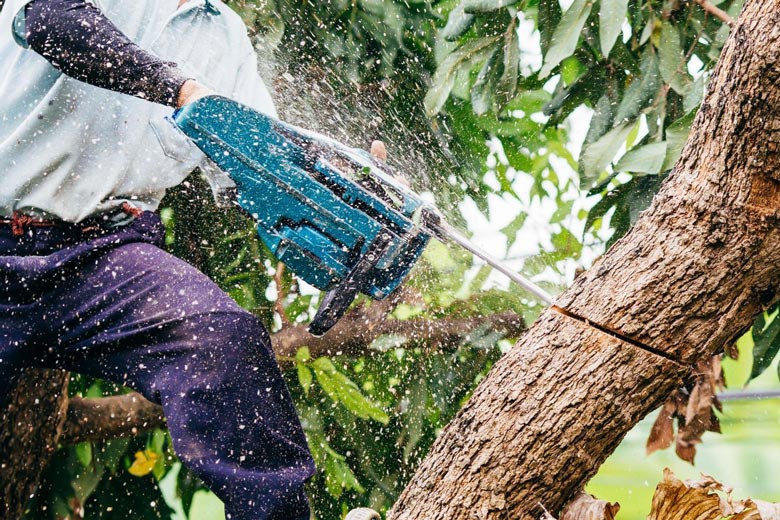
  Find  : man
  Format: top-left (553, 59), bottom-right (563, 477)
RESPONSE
top-left (0, 0), bottom-right (319, 518)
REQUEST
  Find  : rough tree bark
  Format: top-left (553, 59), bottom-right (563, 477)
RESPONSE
top-left (0, 369), bottom-right (69, 519)
top-left (389, 2), bottom-right (780, 519)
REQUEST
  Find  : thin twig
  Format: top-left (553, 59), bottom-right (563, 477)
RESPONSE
top-left (273, 262), bottom-right (292, 327)
top-left (695, 0), bottom-right (734, 26)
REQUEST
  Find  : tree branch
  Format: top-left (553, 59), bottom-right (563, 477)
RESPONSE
top-left (60, 393), bottom-right (167, 445)
top-left (272, 310), bottom-right (525, 360)
top-left (60, 308), bottom-right (525, 445)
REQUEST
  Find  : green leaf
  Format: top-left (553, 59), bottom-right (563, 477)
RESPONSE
top-left (425, 35), bottom-right (502, 116)
top-left (537, 0), bottom-right (562, 56)
top-left (551, 226), bottom-right (582, 259)
top-left (584, 188), bottom-right (618, 234)
top-left (639, 18), bottom-right (654, 46)
top-left (544, 66), bottom-right (606, 124)
top-left (584, 94), bottom-right (616, 146)
top-left (467, 264), bottom-right (493, 292)
top-left (579, 122), bottom-right (633, 185)
top-left (500, 212), bottom-right (527, 248)
top-left (614, 141), bottom-right (668, 174)
top-left (776, 352), bottom-right (780, 384)
top-left (505, 89), bottom-right (551, 113)
top-left (755, 311), bottom-right (768, 334)
top-left (750, 314), bottom-right (780, 381)
top-left (401, 377), bottom-right (428, 463)
top-left (150, 428), bottom-right (166, 454)
top-left (559, 56), bottom-right (584, 85)
top-left (177, 464), bottom-right (201, 515)
top-left (588, 174), bottom-right (655, 237)
top-left (657, 21), bottom-right (691, 95)
top-left (609, 38), bottom-right (639, 74)
top-left (297, 362), bottom-right (313, 395)
top-left (661, 108), bottom-right (697, 171)
top-left (539, 0), bottom-right (592, 78)
top-left (441, 3), bottom-right (475, 41)
top-left (627, 175), bottom-right (663, 224)
top-left (75, 442), bottom-right (93, 468)
top-left (97, 437), bottom-right (131, 474)
top-left (462, 0), bottom-right (520, 13)
top-left (474, 114), bottom-right (541, 137)
top-left (322, 448), bottom-right (364, 498)
top-left (295, 346), bottom-right (311, 362)
top-left (471, 49), bottom-right (501, 115)
top-left (312, 357), bottom-right (390, 424)
top-left (423, 238), bottom-right (461, 272)
top-left (495, 23), bottom-right (520, 110)
top-left (615, 49), bottom-right (660, 123)
top-left (393, 303), bottom-right (424, 320)
top-left (551, 198), bottom-right (574, 224)
top-left (684, 74), bottom-right (706, 113)
top-left (599, 0), bottom-right (629, 57)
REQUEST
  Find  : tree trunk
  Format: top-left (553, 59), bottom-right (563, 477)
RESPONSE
top-left (390, 2), bottom-right (780, 519)
top-left (0, 369), bottom-right (69, 519)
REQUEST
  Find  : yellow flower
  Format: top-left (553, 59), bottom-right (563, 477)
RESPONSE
top-left (128, 449), bottom-right (159, 477)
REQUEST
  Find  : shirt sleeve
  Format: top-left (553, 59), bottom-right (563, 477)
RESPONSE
top-left (21, 0), bottom-right (190, 107)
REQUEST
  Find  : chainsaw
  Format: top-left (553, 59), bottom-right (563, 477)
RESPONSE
top-left (172, 96), bottom-right (554, 336)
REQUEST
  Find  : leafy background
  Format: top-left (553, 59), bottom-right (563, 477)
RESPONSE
top-left (20, 0), bottom-right (780, 518)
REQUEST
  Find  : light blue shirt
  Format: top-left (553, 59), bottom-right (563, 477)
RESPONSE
top-left (0, 0), bottom-right (277, 222)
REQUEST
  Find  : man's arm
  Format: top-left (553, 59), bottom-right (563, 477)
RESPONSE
top-left (24, 0), bottom-right (211, 107)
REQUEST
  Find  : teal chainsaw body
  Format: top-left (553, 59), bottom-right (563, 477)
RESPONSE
top-left (173, 96), bottom-right (432, 335)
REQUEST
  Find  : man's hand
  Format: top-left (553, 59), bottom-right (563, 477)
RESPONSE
top-left (176, 80), bottom-right (215, 108)
top-left (370, 140), bottom-right (387, 161)
top-left (371, 139), bottom-right (411, 187)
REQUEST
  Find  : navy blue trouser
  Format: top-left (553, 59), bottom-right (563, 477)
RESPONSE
top-left (0, 212), bottom-right (315, 520)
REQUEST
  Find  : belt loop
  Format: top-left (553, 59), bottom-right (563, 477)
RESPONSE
top-left (121, 202), bottom-right (143, 218)
top-left (11, 212), bottom-right (32, 237)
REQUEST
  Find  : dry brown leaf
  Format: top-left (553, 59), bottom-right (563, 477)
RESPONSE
top-left (648, 469), bottom-right (724, 520)
top-left (676, 357), bottom-right (724, 462)
top-left (648, 355), bottom-right (725, 463)
top-left (648, 469), bottom-right (780, 520)
top-left (559, 492), bottom-right (620, 520)
top-left (732, 499), bottom-right (780, 520)
top-left (543, 471), bottom-right (780, 520)
top-left (725, 341), bottom-right (740, 361)
top-left (673, 442), bottom-right (697, 465)
top-left (647, 399), bottom-right (676, 455)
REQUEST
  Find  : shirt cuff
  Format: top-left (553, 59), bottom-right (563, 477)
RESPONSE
top-left (148, 66), bottom-right (191, 107)
top-left (12, 3), bottom-right (30, 48)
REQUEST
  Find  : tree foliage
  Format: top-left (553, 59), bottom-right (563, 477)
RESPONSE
top-left (22, 0), bottom-right (780, 518)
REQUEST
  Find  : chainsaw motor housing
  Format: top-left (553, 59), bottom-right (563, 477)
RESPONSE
top-left (173, 96), bottom-right (432, 335)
